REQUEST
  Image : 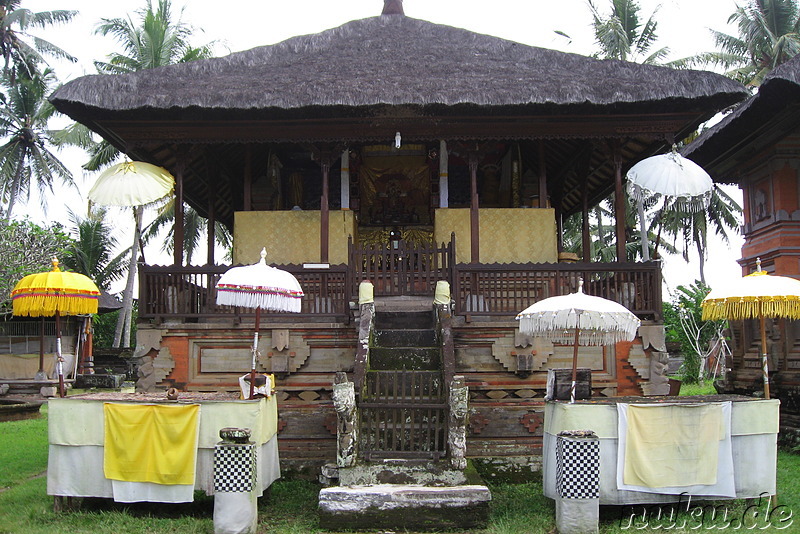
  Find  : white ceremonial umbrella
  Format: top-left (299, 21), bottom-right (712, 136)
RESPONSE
top-left (216, 248), bottom-right (304, 398)
top-left (89, 160), bottom-right (175, 348)
top-left (516, 279), bottom-right (640, 402)
top-left (89, 161), bottom-right (175, 207)
top-left (626, 146), bottom-right (713, 261)
top-left (702, 258), bottom-right (800, 400)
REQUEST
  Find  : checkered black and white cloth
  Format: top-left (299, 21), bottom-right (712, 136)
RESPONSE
top-left (214, 444), bottom-right (257, 493)
top-left (556, 433), bottom-right (600, 499)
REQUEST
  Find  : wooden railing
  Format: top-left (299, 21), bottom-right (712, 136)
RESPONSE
top-left (138, 263), bottom-right (350, 321)
top-left (359, 369), bottom-right (448, 460)
top-left (453, 261), bottom-right (662, 320)
top-left (348, 235), bottom-right (454, 297)
top-left (138, 258), bottom-right (661, 322)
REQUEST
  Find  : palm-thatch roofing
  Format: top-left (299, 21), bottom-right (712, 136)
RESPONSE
top-left (51, 12), bottom-right (748, 226)
top-left (53, 15), bottom-right (745, 118)
top-left (684, 54), bottom-right (800, 182)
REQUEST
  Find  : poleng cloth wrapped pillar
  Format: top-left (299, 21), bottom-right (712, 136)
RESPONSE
top-left (555, 430), bottom-right (599, 534)
top-left (358, 281), bottom-right (374, 305)
top-left (434, 280), bottom-right (451, 305)
top-left (214, 428), bottom-right (258, 534)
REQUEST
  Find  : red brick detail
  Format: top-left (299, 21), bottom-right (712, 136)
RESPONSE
top-left (162, 336), bottom-right (189, 384)
top-left (615, 340), bottom-right (643, 396)
top-left (277, 418), bottom-right (287, 434)
top-left (469, 412), bottom-right (490, 434)
top-left (323, 413), bottom-right (338, 436)
top-left (519, 412), bottom-right (543, 433)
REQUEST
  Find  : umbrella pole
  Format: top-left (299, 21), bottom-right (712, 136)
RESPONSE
top-left (570, 311), bottom-right (582, 404)
top-left (250, 308), bottom-right (261, 400)
top-left (35, 317), bottom-right (47, 381)
top-left (759, 312), bottom-right (770, 400)
top-left (55, 312), bottom-right (65, 398)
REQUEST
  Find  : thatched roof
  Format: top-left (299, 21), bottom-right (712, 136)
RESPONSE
top-left (683, 54), bottom-right (800, 181)
top-left (52, 15), bottom-right (746, 119)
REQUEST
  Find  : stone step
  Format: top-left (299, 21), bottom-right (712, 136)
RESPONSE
top-left (368, 346), bottom-right (441, 370)
top-left (374, 310), bottom-right (434, 330)
top-left (318, 484), bottom-right (491, 531)
top-left (373, 328), bottom-right (438, 348)
top-left (337, 459), bottom-right (470, 486)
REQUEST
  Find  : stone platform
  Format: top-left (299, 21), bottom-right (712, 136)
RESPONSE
top-left (318, 484), bottom-right (491, 531)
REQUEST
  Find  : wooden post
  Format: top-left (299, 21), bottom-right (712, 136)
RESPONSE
top-left (613, 143), bottom-right (626, 262)
top-left (207, 195), bottom-right (216, 265)
top-left (173, 153), bottom-right (185, 267)
top-left (321, 157), bottom-right (331, 263)
top-left (469, 152), bottom-right (479, 263)
top-left (243, 144), bottom-right (252, 212)
top-left (538, 140), bottom-right (548, 208)
top-left (340, 149), bottom-right (350, 210)
top-left (439, 140), bottom-right (449, 208)
top-left (580, 152), bottom-right (591, 261)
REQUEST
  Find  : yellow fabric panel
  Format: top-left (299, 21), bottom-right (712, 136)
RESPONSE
top-left (623, 403), bottom-right (724, 488)
top-left (731, 399), bottom-right (780, 435)
top-left (103, 403), bottom-right (200, 485)
top-left (234, 210), bottom-right (354, 265)
top-left (480, 208), bottom-right (557, 263)
top-left (544, 402), bottom-right (618, 439)
top-left (434, 209), bottom-right (471, 263)
top-left (0, 353), bottom-right (55, 379)
top-left (434, 208), bottom-right (557, 264)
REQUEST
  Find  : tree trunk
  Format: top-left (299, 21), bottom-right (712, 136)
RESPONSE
top-left (113, 206), bottom-right (142, 348)
top-left (696, 238), bottom-right (706, 285)
top-left (4, 156), bottom-right (25, 223)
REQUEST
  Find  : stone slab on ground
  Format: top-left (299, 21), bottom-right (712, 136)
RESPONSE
top-left (338, 460), bottom-right (469, 486)
top-left (318, 484), bottom-right (491, 531)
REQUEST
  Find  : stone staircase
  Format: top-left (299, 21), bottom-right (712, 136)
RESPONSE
top-left (319, 298), bottom-right (491, 530)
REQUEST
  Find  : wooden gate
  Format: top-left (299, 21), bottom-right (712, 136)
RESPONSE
top-left (359, 370), bottom-right (448, 460)
top-left (348, 235), bottom-right (454, 297)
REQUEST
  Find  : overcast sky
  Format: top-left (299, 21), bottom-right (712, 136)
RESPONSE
top-left (24, 0), bottom-right (745, 294)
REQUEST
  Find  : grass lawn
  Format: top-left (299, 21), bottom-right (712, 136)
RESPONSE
top-left (1, 405), bottom-right (797, 533)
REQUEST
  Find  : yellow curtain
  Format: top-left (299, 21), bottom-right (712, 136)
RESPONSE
top-left (103, 403), bottom-right (200, 485)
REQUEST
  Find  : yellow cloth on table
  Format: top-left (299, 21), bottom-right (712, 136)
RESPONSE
top-left (103, 403), bottom-right (200, 485)
top-left (624, 403), bottom-right (724, 488)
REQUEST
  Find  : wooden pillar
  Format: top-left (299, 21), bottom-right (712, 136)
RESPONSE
top-left (321, 157), bottom-right (331, 263)
top-left (173, 151), bottom-right (185, 267)
top-left (613, 143), bottom-right (626, 262)
top-left (243, 144), bottom-right (253, 211)
top-left (538, 140), bottom-right (548, 208)
top-left (469, 152), bottom-right (479, 263)
top-left (439, 140), bottom-right (449, 208)
top-left (579, 151), bottom-right (592, 261)
top-left (207, 195), bottom-right (216, 265)
top-left (581, 181), bottom-right (591, 261)
top-left (340, 149), bottom-right (350, 210)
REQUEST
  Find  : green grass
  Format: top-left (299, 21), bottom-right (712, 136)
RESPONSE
top-left (676, 378), bottom-right (717, 396)
top-left (1, 409), bottom-right (798, 533)
top-left (0, 408), bottom-right (47, 489)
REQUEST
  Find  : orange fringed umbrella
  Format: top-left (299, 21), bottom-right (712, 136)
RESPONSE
top-left (702, 258), bottom-right (800, 399)
top-left (11, 258), bottom-right (100, 396)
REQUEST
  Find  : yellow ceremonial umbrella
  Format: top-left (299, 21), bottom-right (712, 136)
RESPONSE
top-left (701, 258), bottom-right (800, 399)
top-left (12, 258), bottom-right (100, 396)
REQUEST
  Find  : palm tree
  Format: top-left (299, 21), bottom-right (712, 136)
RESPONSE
top-left (700, 0), bottom-right (800, 86)
top-left (61, 207), bottom-right (127, 292)
top-left (587, 0), bottom-right (669, 64)
top-left (142, 198), bottom-right (233, 264)
top-left (656, 186), bottom-right (742, 284)
top-left (79, 0), bottom-right (216, 348)
top-left (0, 0), bottom-right (77, 81)
top-left (0, 68), bottom-right (74, 222)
